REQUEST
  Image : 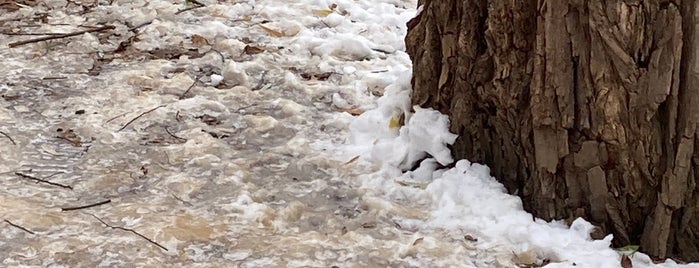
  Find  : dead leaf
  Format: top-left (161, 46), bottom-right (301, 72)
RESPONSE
top-left (190, 34), bottom-right (209, 46)
top-left (300, 71), bottom-right (333, 81)
top-left (464, 234), bottom-right (478, 242)
top-left (343, 108), bottom-right (364, 116)
top-left (258, 24), bottom-right (284, 37)
top-left (621, 254), bottom-right (633, 268)
top-left (394, 180), bottom-right (430, 189)
top-left (361, 222), bottom-right (376, 229)
top-left (244, 45), bottom-right (265, 55)
top-left (412, 237), bottom-right (424, 246)
top-left (312, 9), bottom-right (334, 16)
top-left (388, 113), bottom-right (405, 129)
top-left (196, 114), bottom-right (221, 125)
top-left (56, 128), bottom-right (82, 147)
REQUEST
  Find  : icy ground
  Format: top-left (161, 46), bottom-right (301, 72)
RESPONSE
top-left (0, 0), bottom-right (697, 267)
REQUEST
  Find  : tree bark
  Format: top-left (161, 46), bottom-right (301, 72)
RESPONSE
top-left (407, 0), bottom-right (699, 261)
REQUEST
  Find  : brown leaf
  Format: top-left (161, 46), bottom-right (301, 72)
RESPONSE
top-left (190, 34), bottom-right (209, 46)
top-left (621, 255), bottom-right (633, 268)
top-left (343, 108), bottom-right (364, 116)
top-left (299, 71), bottom-right (333, 81)
top-left (412, 237), bottom-right (424, 246)
top-left (56, 128), bottom-right (82, 147)
top-left (464, 234), bottom-right (478, 242)
top-left (244, 45), bottom-right (265, 55)
top-left (196, 114), bottom-right (221, 125)
top-left (258, 24), bottom-right (284, 37)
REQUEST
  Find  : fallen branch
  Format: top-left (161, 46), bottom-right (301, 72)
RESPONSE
top-left (117, 105), bottom-right (166, 132)
top-left (61, 199), bottom-right (111, 211)
top-left (3, 219), bottom-right (35, 235)
top-left (0, 130), bottom-right (16, 145)
top-left (15, 172), bottom-right (73, 190)
top-left (87, 213), bottom-right (168, 251)
top-left (8, 25), bottom-right (116, 48)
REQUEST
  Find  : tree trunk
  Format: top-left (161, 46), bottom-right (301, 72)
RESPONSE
top-left (406, 0), bottom-right (699, 261)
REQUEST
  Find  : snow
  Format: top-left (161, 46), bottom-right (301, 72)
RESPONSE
top-left (0, 0), bottom-right (697, 267)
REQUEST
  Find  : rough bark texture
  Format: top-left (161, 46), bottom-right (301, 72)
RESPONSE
top-left (407, 0), bottom-right (699, 261)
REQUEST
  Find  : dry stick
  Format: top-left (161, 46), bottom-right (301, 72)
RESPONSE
top-left (178, 76), bottom-right (200, 100)
top-left (117, 105), bottom-right (166, 132)
top-left (8, 25), bottom-right (115, 48)
top-left (0, 130), bottom-right (16, 145)
top-left (61, 199), bottom-right (111, 211)
top-left (3, 219), bottom-right (35, 235)
top-left (87, 213), bottom-right (168, 252)
top-left (15, 172), bottom-right (73, 190)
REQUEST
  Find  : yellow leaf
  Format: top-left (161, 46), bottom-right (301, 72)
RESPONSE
top-left (258, 24), bottom-right (284, 37)
top-left (312, 9), bottom-right (334, 16)
top-left (389, 115), bottom-right (403, 129)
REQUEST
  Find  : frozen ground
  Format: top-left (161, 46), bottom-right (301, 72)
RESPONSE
top-left (0, 1), bottom-right (697, 267)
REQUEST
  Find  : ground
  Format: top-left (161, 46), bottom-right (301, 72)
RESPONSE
top-left (0, 1), bottom-right (697, 267)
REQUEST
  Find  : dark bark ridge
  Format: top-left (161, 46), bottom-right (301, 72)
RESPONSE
top-left (407, 0), bottom-right (698, 261)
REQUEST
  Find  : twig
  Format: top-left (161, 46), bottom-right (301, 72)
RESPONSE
top-left (117, 105), bottom-right (166, 132)
top-left (0, 130), bottom-right (16, 145)
top-left (61, 199), bottom-right (111, 211)
top-left (8, 25), bottom-right (115, 48)
top-left (234, 103), bottom-right (258, 113)
top-left (105, 111), bottom-right (129, 124)
top-left (188, 0), bottom-right (206, 6)
top-left (164, 126), bottom-right (187, 141)
top-left (175, 0), bottom-right (206, 15)
top-left (87, 213), bottom-right (168, 251)
top-left (3, 219), bottom-right (35, 235)
top-left (128, 21), bottom-right (153, 33)
top-left (175, 5), bottom-right (204, 14)
top-left (178, 76), bottom-right (200, 100)
top-left (171, 194), bottom-right (193, 206)
top-left (252, 71), bottom-right (268, 91)
top-left (1, 32), bottom-right (68, 36)
top-left (14, 172), bottom-right (73, 190)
